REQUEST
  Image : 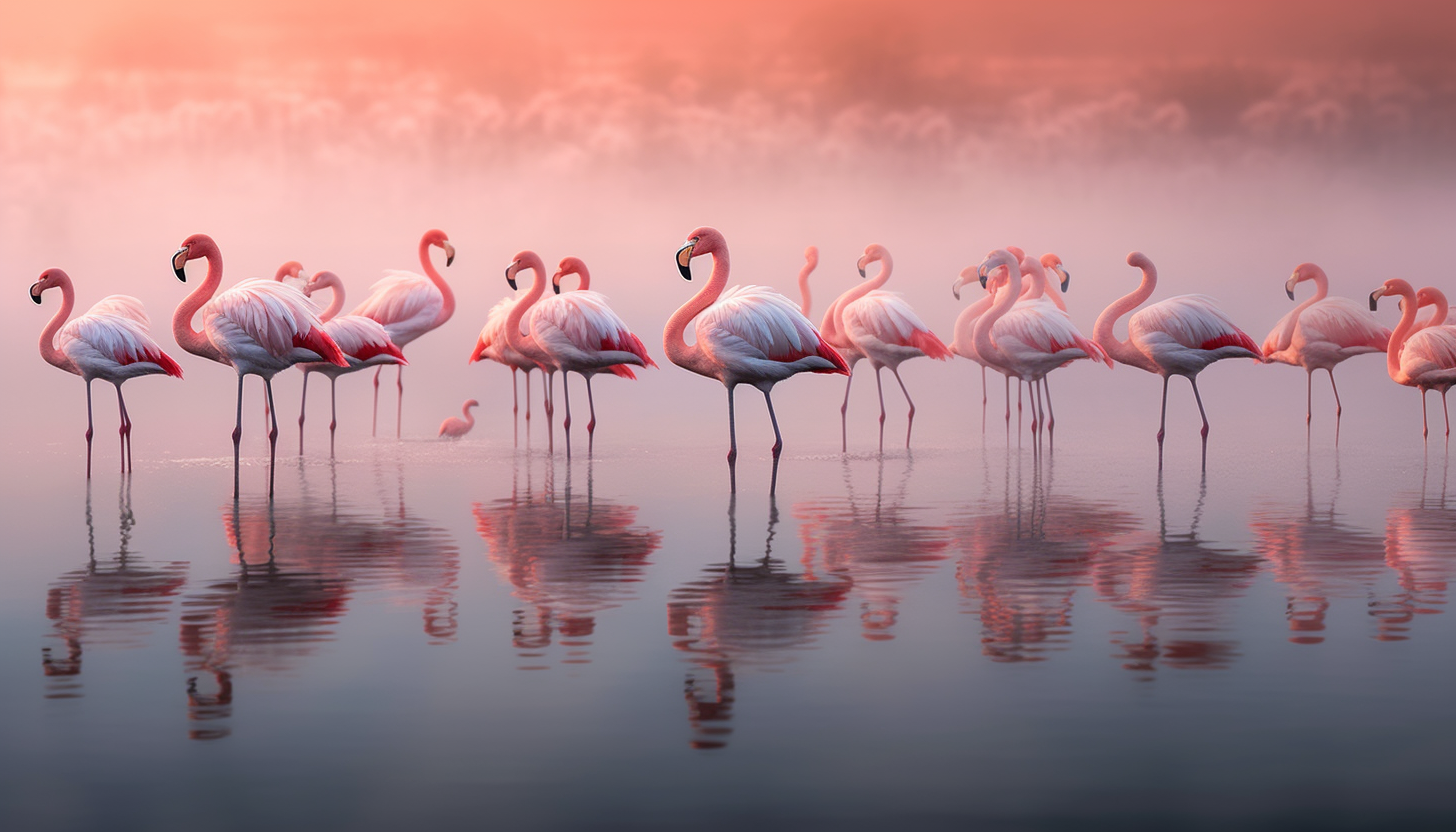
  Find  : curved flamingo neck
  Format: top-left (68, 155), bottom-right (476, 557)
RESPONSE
top-left (38, 276), bottom-right (78, 375)
top-left (505, 261), bottom-right (547, 358)
top-left (1423, 289), bottom-right (1449, 329)
top-left (1094, 259), bottom-right (1158, 373)
top-left (824, 255), bottom-right (892, 342)
top-left (951, 290), bottom-right (997, 357)
top-left (1386, 283), bottom-right (1420, 381)
top-left (664, 244), bottom-right (728, 377)
top-left (315, 276), bottom-right (345, 322)
top-left (462, 403), bottom-right (477, 427)
top-left (420, 236), bottom-right (455, 329)
top-left (558, 267), bottom-right (589, 292)
top-left (973, 260), bottom-right (1021, 372)
top-left (797, 250), bottom-right (817, 317)
top-left (172, 244), bottom-right (225, 363)
top-left (1277, 267), bottom-right (1330, 349)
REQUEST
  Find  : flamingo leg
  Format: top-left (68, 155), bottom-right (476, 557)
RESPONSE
top-left (891, 367), bottom-right (915, 449)
top-left (1421, 388), bottom-right (1430, 439)
top-left (874, 366), bottom-right (887, 452)
top-left (980, 365), bottom-right (987, 434)
top-left (1328, 368), bottom-right (1343, 420)
top-left (116, 383), bottom-right (133, 473)
top-left (1156, 375), bottom-right (1170, 449)
top-left (1043, 377), bottom-right (1055, 436)
top-left (329, 377), bottom-right (338, 458)
top-left (85, 379), bottom-right (94, 479)
top-left (562, 372), bottom-right (573, 457)
top-left (763, 388), bottom-right (783, 458)
top-left (726, 385), bottom-right (738, 464)
top-left (585, 375), bottom-right (597, 456)
top-left (1444, 389), bottom-right (1452, 437)
top-left (1030, 378), bottom-right (1042, 436)
top-left (839, 367), bottom-right (855, 453)
top-left (232, 374), bottom-right (245, 487)
top-left (395, 365), bottom-right (404, 439)
top-left (1190, 375), bottom-right (1211, 470)
top-left (511, 368), bottom-right (519, 417)
top-left (525, 369), bottom-right (532, 422)
top-left (264, 377), bottom-right (279, 497)
top-left (545, 371), bottom-right (555, 454)
top-left (1306, 369), bottom-right (1314, 428)
top-left (298, 371), bottom-right (310, 456)
top-left (371, 366), bottom-right (381, 437)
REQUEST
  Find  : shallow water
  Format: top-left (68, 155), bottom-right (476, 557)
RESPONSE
top-left (2, 407), bottom-right (1454, 831)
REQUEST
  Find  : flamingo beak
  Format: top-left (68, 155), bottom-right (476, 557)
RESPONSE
top-left (552, 271), bottom-right (563, 295)
top-left (1285, 274), bottom-right (1298, 301)
top-left (676, 239), bottom-right (697, 281)
top-left (857, 255), bottom-right (869, 278)
top-left (29, 282), bottom-right (43, 304)
top-left (951, 277), bottom-right (963, 301)
top-left (977, 262), bottom-right (991, 289)
top-left (1369, 288), bottom-right (1385, 311)
top-left (506, 261), bottom-right (519, 291)
top-left (443, 241), bottom-right (456, 267)
top-left (172, 247), bottom-right (189, 282)
top-left (1058, 266), bottom-right (1071, 293)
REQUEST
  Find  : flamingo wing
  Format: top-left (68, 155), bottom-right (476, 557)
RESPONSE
top-left (843, 292), bottom-right (952, 360)
top-left (349, 270), bottom-right (443, 334)
top-left (1262, 306), bottom-right (1299, 358)
top-left (85, 294), bottom-right (150, 326)
top-left (1130, 294), bottom-right (1261, 357)
top-left (994, 298), bottom-right (1110, 366)
top-left (470, 295), bottom-right (517, 363)
top-left (1298, 297), bottom-right (1391, 352)
top-left (531, 290), bottom-right (658, 368)
top-left (698, 285), bottom-right (848, 372)
top-left (324, 315), bottom-right (408, 363)
top-left (60, 313), bottom-right (183, 377)
top-left (1400, 327), bottom-right (1456, 381)
top-left (204, 278), bottom-right (344, 364)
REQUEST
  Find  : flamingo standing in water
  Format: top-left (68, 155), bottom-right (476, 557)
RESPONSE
top-left (1262, 262), bottom-right (1390, 429)
top-left (503, 251), bottom-right (563, 448)
top-left (294, 270), bottom-right (408, 455)
top-left (529, 256), bottom-right (657, 449)
top-left (1369, 279), bottom-right (1456, 437)
top-left (171, 234), bottom-right (346, 489)
top-left (666, 227), bottom-right (849, 469)
top-left (469, 284), bottom-right (542, 428)
top-left (951, 264), bottom-right (1004, 431)
top-left (31, 268), bottom-right (183, 476)
top-left (349, 229), bottom-right (456, 438)
top-left (972, 250), bottom-right (1109, 439)
top-left (1092, 251), bottom-right (1261, 463)
top-left (439, 400), bottom-right (479, 438)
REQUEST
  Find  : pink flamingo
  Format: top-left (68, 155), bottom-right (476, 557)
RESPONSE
top-left (294, 270), bottom-right (408, 455)
top-left (951, 265), bottom-right (1019, 432)
top-left (1369, 279), bottom-right (1456, 437)
top-left (973, 250), bottom-right (1110, 438)
top-left (1092, 251), bottom-right (1261, 462)
top-left (349, 229), bottom-right (456, 438)
top-left (667, 227), bottom-right (849, 467)
top-left (1262, 262), bottom-right (1390, 428)
top-left (438, 399), bottom-right (479, 438)
top-left (31, 268), bottom-right (183, 476)
top-left (530, 256), bottom-right (657, 448)
top-left (171, 234), bottom-right (346, 488)
top-left (796, 245), bottom-right (818, 316)
top-left (503, 251), bottom-right (563, 447)
top-left (469, 287), bottom-right (542, 427)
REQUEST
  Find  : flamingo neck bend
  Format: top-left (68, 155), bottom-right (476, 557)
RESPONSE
top-left (1421, 288), bottom-right (1450, 330)
top-left (951, 287), bottom-right (997, 357)
top-left (172, 240), bottom-right (226, 364)
top-left (797, 246), bottom-right (818, 317)
top-left (664, 239), bottom-right (729, 379)
top-left (1275, 265), bottom-right (1330, 351)
top-left (972, 254), bottom-right (1022, 373)
top-left (312, 274), bottom-right (345, 322)
top-left (504, 255), bottom-right (548, 363)
top-left (1094, 253), bottom-right (1160, 374)
top-left (1383, 280), bottom-right (1420, 382)
top-left (419, 234), bottom-right (455, 330)
top-left (37, 274), bottom-right (78, 375)
top-left (822, 249), bottom-right (892, 344)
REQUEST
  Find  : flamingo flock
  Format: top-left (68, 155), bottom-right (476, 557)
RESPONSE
top-left (30, 224), bottom-right (1440, 483)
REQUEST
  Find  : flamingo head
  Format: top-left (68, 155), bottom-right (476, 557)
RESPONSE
top-left (804, 245), bottom-right (819, 268)
top-left (423, 229), bottom-right (454, 267)
top-left (1126, 251), bottom-right (1154, 273)
top-left (553, 256), bottom-right (588, 294)
top-left (303, 270), bottom-right (340, 298)
top-left (1285, 263), bottom-right (1322, 300)
top-left (505, 250), bottom-right (544, 291)
top-left (274, 261), bottom-right (306, 283)
top-left (1006, 245), bottom-right (1027, 263)
top-left (464, 399), bottom-right (479, 411)
top-left (1416, 286), bottom-right (1448, 314)
top-left (951, 265), bottom-right (980, 301)
top-left (173, 233), bottom-right (219, 282)
top-left (856, 243), bottom-right (890, 279)
top-left (29, 267), bottom-right (67, 304)
top-left (976, 249), bottom-right (1019, 289)
top-left (1041, 253), bottom-right (1070, 292)
top-left (1369, 278), bottom-right (1414, 312)
top-left (676, 226), bottom-right (724, 281)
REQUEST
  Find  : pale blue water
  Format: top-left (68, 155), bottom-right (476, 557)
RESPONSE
top-left (1, 417), bottom-right (1454, 830)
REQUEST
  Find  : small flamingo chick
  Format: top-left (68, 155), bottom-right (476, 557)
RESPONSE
top-left (439, 399), bottom-right (479, 439)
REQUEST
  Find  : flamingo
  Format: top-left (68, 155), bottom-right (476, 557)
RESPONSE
top-left (528, 256), bottom-right (657, 449)
top-left (439, 399), bottom-right (479, 438)
top-left (951, 265), bottom-right (1019, 432)
top-left (349, 229), bottom-right (456, 438)
top-left (469, 285), bottom-right (542, 428)
top-left (31, 268), bottom-right (183, 476)
top-left (294, 270), bottom-right (408, 455)
top-left (666, 227), bottom-right (849, 469)
top-left (171, 234), bottom-right (346, 490)
top-left (1262, 262), bottom-right (1390, 429)
top-left (972, 250), bottom-right (1110, 438)
top-left (1369, 279), bottom-right (1456, 437)
top-left (1092, 251), bottom-right (1262, 462)
top-left (503, 251), bottom-right (563, 448)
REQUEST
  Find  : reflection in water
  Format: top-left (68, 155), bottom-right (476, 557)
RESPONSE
top-left (953, 451), bottom-right (1139, 663)
top-left (474, 455), bottom-right (661, 669)
top-left (1249, 455), bottom-right (1388, 644)
top-left (669, 485), bottom-right (852, 749)
top-left (1095, 471), bottom-right (1261, 677)
top-left (795, 455), bottom-right (950, 641)
top-left (180, 461), bottom-right (460, 739)
top-left (1375, 454), bottom-right (1456, 641)
top-left (41, 480), bottom-right (189, 699)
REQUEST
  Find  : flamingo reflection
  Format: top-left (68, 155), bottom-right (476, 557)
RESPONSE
top-left (1093, 471), bottom-right (1261, 677)
top-left (669, 474), bottom-right (852, 749)
top-left (42, 480), bottom-right (189, 699)
top-left (474, 456), bottom-right (661, 669)
top-left (794, 455), bottom-right (950, 641)
top-left (1249, 455), bottom-right (1387, 644)
top-left (953, 451), bottom-right (1139, 662)
top-left (1374, 454), bottom-right (1456, 640)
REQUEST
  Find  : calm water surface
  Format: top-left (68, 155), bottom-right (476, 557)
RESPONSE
top-left (2, 419), bottom-right (1454, 831)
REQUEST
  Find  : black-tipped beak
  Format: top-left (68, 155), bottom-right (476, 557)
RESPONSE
top-left (1369, 289), bottom-right (1381, 312)
top-left (506, 261), bottom-right (519, 291)
top-left (1285, 275), bottom-right (1298, 301)
top-left (977, 263), bottom-right (990, 289)
top-left (857, 256), bottom-right (868, 279)
top-left (552, 277), bottom-right (562, 295)
top-left (444, 241), bottom-right (456, 267)
top-left (1059, 267), bottom-right (1071, 293)
top-left (172, 247), bottom-right (189, 282)
top-left (29, 283), bottom-right (43, 304)
top-left (1287, 286), bottom-right (1296, 301)
top-left (676, 240), bottom-right (696, 281)
top-left (951, 278), bottom-right (962, 301)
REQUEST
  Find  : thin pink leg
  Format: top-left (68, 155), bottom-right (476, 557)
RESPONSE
top-left (874, 366), bottom-right (887, 453)
top-left (371, 367), bottom-right (381, 437)
top-left (298, 371), bottom-right (310, 456)
top-left (763, 388), bottom-right (783, 458)
top-left (114, 383), bottom-right (127, 473)
top-left (891, 367), bottom-right (915, 449)
top-left (562, 372), bottom-right (573, 457)
top-left (726, 385), bottom-right (738, 464)
top-left (395, 365), bottom-right (404, 439)
top-left (840, 368), bottom-right (855, 453)
top-left (981, 365), bottom-right (987, 434)
top-left (329, 377), bottom-right (338, 458)
top-left (85, 379), bottom-right (94, 479)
